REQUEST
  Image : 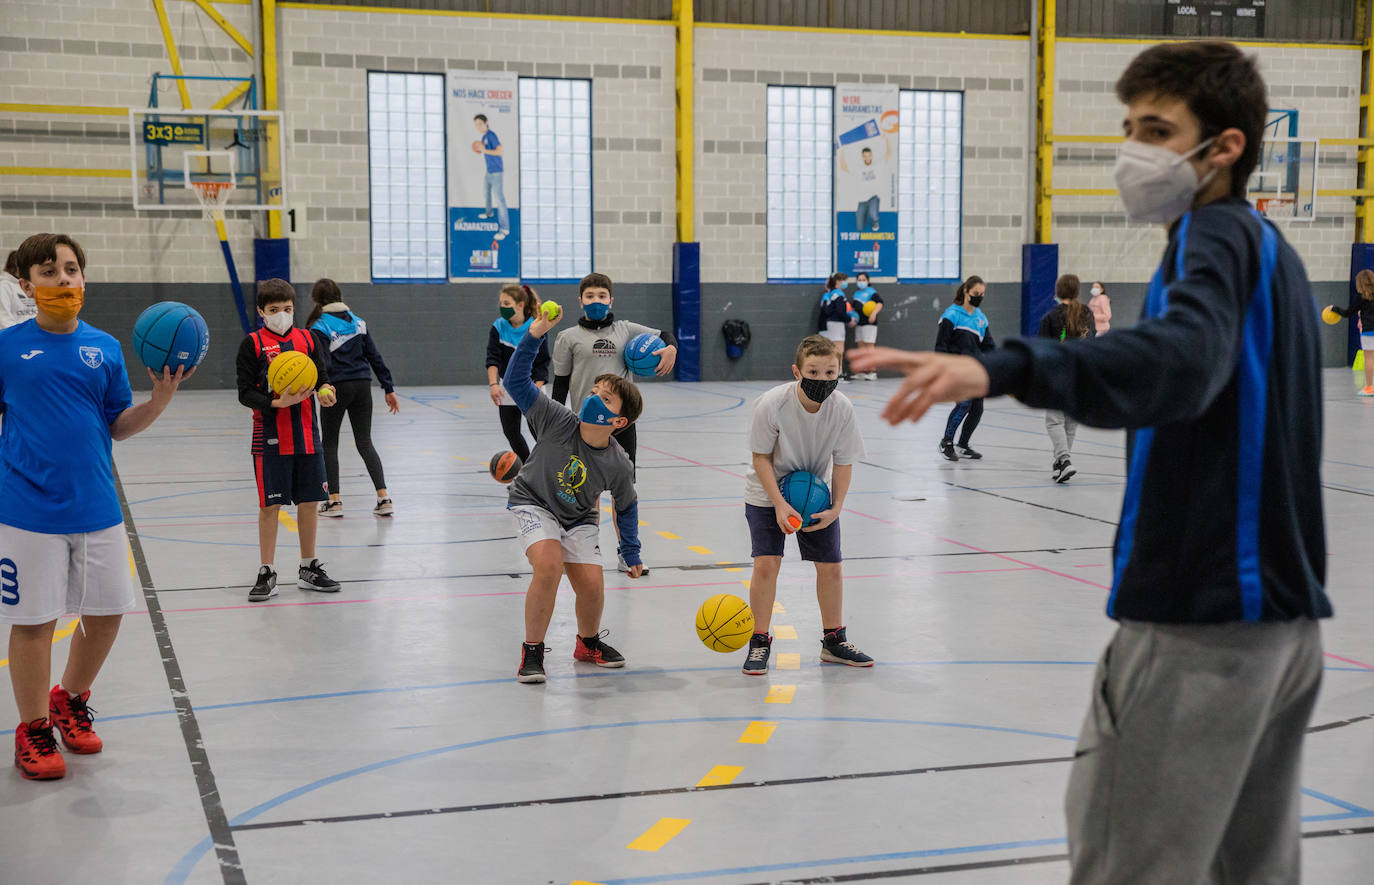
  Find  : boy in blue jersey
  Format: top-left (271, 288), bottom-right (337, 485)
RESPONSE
top-left (853, 42), bottom-right (1330, 884)
top-left (1, 233), bottom-right (193, 779)
top-left (505, 304), bottom-right (645, 684)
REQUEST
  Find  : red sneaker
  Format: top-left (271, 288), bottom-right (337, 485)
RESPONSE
top-left (14, 718), bottom-right (66, 780)
top-left (573, 632), bottom-right (625, 668)
top-left (49, 686), bottom-right (103, 754)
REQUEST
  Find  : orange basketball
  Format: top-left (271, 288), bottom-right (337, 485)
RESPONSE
top-left (489, 451), bottom-right (522, 483)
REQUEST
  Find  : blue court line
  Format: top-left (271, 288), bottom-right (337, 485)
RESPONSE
top-left (591, 837), bottom-right (1071, 885)
top-left (167, 714), bottom-right (1079, 882)
top-left (166, 712), bottom-right (1374, 883)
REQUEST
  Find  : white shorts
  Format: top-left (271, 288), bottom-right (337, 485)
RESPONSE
top-left (822, 322), bottom-right (847, 343)
top-left (856, 325), bottom-right (878, 344)
top-left (0, 523), bottom-right (135, 625)
top-left (1361, 334), bottom-right (1374, 352)
top-left (509, 505), bottom-right (602, 565)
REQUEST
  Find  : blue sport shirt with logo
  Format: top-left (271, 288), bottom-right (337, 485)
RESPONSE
top-left (0, 319), bottom-right (133, 534)
top-left (482, 130), bottom-right (503, 173)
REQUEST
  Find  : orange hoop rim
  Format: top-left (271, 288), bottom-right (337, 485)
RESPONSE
top-left (190, 180), bottom-right (236, 207)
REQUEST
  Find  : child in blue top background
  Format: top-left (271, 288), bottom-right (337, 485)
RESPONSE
top-left (850, 272), bottom-right (884, 379)
top-left (933, 275), bottom-right (993, 461)
top-left (486, 283), bottom-right (551, 461)
top-left (307, 278), bottom-right (398, 518)
top-left (817, 272), bottom-right (855, 377)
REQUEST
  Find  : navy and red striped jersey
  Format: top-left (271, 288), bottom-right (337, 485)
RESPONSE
top-left (235, 326), bottom-right (330, 456)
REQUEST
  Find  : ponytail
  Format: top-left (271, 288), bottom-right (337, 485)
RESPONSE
top-left (305, 277), bottom-right (342, 328)
top-left (501, 283), bottom-right (540, 322)
top-left (954, 274), bottom-right (985, 306)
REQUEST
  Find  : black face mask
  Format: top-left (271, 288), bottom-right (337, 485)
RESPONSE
top-left (799, 377), bottom-right (839, 404)
top-left (968, 295), bottom-right (984, 307)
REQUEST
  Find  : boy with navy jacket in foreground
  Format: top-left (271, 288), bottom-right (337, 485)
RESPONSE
top-left (853, 41), bottom-right (1331, 884)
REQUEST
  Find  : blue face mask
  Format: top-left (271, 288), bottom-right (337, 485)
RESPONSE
top-left (578, 393), bottom-right (619, 426)
top-left (583, 301), bottom-right (610, 321)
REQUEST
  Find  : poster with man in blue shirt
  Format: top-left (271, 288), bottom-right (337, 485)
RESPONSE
top-left (447, 70), bottom-right (521, 279)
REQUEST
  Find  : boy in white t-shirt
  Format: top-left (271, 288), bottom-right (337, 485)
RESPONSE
top-left (741, 334), bottom-right (873, 674)
top-left (0, 250), bottom-right (39, 329)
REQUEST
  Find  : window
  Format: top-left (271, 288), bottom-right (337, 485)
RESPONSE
top-left (766, 86), bottom-right (833, 281)
top-left (898, 90), bottom-right (963, 281)
top-left (367, 72), bottom-right (447, 281)
top-left (519, 77), bottom-right (592, 281)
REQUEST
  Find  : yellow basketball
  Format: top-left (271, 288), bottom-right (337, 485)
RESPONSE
top-left (267, 350), bottom-right (317, 396)
top-left (695, 593), bottom-right (755, 653)
top-left (1322, 306), bottom-right (1342, 325)
top-left (862, 300), bottom-right (878, 317)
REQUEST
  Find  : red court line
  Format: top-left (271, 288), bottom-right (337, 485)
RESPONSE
top-left (140, 567), bottom-right (1035, 615)
top-left (1324, 652), bottom-right (1374, 670)
top-left (638, 445), bottom-right (747, 479)
top-left (841, 506), bottom-right (1112, 592)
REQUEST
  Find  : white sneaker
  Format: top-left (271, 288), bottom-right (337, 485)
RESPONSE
top-left (616, 551), bottom-right (648, 575)
top-left (319, 501), bottom-right (343, 518)
top-left (864, 372), bottom-right (878, 381)
top-left (494, 231), bottom-right (507, 241)
top-left (373, 498), bottom-right (394, 517)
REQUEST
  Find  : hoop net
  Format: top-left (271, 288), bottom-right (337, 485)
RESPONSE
top-left (191, 180), bottom-right (236, 217)
top-left (1255, 196), bottom-right (1296, 219)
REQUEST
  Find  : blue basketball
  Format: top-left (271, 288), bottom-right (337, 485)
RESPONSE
top-left (778, 471), bottom-right (832, 527)
top-left (132, 301), bottom-right (210, 372)
top-left (624, 332), bottom-right (666, 377)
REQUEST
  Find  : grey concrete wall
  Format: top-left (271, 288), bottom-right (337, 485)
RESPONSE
top-left (94, 282), bottom-right (675, 391)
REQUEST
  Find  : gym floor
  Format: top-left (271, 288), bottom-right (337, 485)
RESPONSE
top-left (3, 372), bottom-right (1372, 884)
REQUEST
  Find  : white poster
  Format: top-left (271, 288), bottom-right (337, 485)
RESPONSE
top-left (834, 83), bottom-right (898, 277)
top-left (447, 70), bottom-right (520, 279)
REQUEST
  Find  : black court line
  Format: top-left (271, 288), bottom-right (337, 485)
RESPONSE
top-left (1306, 712), bottom-right (1374, 733)
top-left (116, 469), bottom-right (244, 884)
top-left (941, 482), bottom-right (1120, 526)
top-left (230, 755), bottom-right (1074, 832)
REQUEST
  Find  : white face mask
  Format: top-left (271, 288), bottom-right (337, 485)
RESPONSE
top-left (1091, 286), bottom-right (1103, 297)
top-left (262, 311), bottom-right (293, 334)
top-left (1113, 137), bottom-right (1216, 224)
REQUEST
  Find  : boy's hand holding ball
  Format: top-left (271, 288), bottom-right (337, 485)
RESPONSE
top-left (318, 383), bottom-right (337, 407)
top-left (529, 301), bottom-right (561, 338)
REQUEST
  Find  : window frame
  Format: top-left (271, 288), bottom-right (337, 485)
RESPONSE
top-left (518, 76), bottom-right (595, 285)
top-left (765, 84), bottom-right (835, 284)
top-left (366, 69), bottom-right (449, 284)
top-left (897, 89), bottom-right (965, 285)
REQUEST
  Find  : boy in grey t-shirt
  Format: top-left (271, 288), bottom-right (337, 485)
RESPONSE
top-left (504, 303), bottom-right (645, 684)
top-left (552, 272), bottom-right (677, 572)
top-left (741, 335), bottom-right (873, 675)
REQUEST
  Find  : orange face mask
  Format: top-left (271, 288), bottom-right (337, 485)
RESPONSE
top-left (31, 286), bottom-right (84, 322)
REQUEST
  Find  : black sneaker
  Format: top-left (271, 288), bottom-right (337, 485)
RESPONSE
top-left (741, 632), bottom-right (772, 676)
top-left (518, 642), bottom-right (548, 683)
top-left (574, 632), bottom-right (625, 668)
top-left (955, 445), bottom-right (982, 460)
top-left (297, 559), bottom-right (341, 593)
top-left (1055, 459), bottom-right (1077, 484)
top-left (248, 567), bottom-right (278, 602)
top-left (820, 627), bottom-right (874, 667)
top-left (940, 440), bottom-right (959, 462)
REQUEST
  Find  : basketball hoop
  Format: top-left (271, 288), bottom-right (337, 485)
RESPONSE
top-left (1256, 196), bottom-right (1295, 219)
top-left (190, 180), bottom-right (236, 219)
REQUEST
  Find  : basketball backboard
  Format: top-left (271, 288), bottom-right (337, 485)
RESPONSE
top-left (1248, 136), bottom-right (1318, 222)
top-left (129, 108), bottom-right (287, 212)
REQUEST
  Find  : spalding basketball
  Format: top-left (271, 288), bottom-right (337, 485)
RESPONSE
top-left (489, 450), bottom-right (522, 483)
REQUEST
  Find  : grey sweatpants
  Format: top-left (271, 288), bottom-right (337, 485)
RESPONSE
top-left (1066, 618), bottom-right (1323, 885)
top-left (1046, 410), bottom-right (1077, 463)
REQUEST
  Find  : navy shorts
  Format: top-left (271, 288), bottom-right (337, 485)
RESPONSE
top-left (744, 503), bottom-right (842, 563)
top-left (254, 452), bottom-right (329, 508)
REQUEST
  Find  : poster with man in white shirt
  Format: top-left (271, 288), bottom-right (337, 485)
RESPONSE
top-left (834, 84), bottom-right (898, 278)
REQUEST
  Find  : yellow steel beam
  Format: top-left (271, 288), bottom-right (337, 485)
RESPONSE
top-left (1361, 3), bottom-right (1374, 242)
top-left (151, 0), bottom-right (194, 110)
top-left (210, 80), bottom-right (253, 110)
top-left (1050, 134), bottom-right (1121, 143)
top-left (0, 103), bottom-right (127, 116)
top-left (188, 0), bottom-right (254, 56)
top-left (1034, 0), bottom-right (1055, 243)
top-left (674, 0), bottom-right (694, 243)
top-left (278, 1), bottom-right (669, 27)
top-left (0, 166), bottom-right (128, 177)
top-left (262, 0), bottom-right (282, 237)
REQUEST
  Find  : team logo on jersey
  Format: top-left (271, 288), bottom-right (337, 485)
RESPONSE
top-left (79, 346), bottom-right (103, 368)
top-left (555, 455), bottom-right (588, 504)
top-left (19, 350), bottom-right (42, 360)
top-left (592, 339), bottom-right (617, 357)
top-left (0, 558), bottom-right (18, 606)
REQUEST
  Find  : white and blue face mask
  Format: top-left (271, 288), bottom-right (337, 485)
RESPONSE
top-left (579, 393), bottom-right (619, 426)
top-left (582, 301), bottom-right (611, 321)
